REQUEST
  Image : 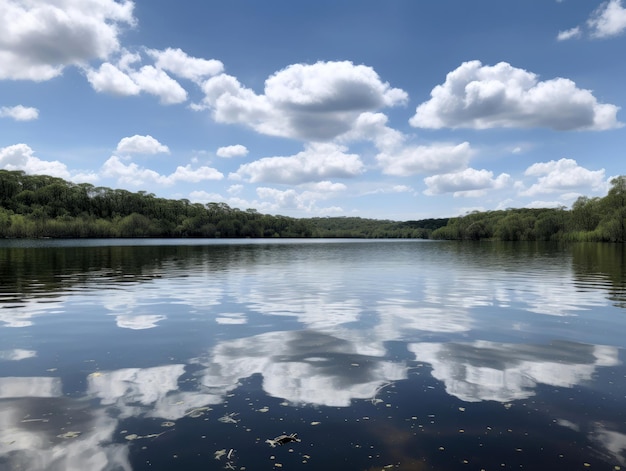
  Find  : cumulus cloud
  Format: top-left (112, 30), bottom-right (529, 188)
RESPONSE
top-left (86, 49), bottom-right (216, 104)
top-left (557, 26), bottom-right (582, 40)
top-left (0, 105), bottom-right (39, 121)
top-left (85, 62), bottom-right (141, 96)
top-left (340, 112), bottom-right (405, 150)
top-left (424, 168), bottom-right (511, 196)
top-left (130, 65), bottom-right (187, 104)
top-left (521, 158), bottom-right (606, 196)
top-left (232, 143), bottom-right (364, 184)
top-left (376, 142), bottom-right (474, 177)
top-left (116, 135), bottom-right (170, 154)
top-left (200, 61), bottom-right (407, 141)
top-left (588, 0), bottom-right (626, 38)
top-left (216, 144), bottom-right (248, 158)
top-left (146, 47), bottom-right (223, 83)
top-left (0, 143), bottom-right (70, 178)
top-left (101, 156), bottom-right (223, 186)
top-left (410, 61), bottom-right (621, 131)
top-left (256, 182), bottom-right (346, 214)
top-left (0, 0), bottom-right (135, 81)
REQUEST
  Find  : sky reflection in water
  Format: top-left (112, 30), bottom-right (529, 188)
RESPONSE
top-left (0, 240), bottom-right (625, 470)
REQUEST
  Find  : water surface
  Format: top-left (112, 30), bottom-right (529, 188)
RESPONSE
top-left (0, 239), bottom-right (625, 470)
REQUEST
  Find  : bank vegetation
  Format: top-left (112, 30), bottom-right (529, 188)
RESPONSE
top-left (0, 170), bottom-right (623, 241)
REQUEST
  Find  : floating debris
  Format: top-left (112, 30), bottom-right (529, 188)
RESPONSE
top-left (161, 421), bottom-right (175, 427)
top-left (124, 431), bottom-right (169, 441)
top-left (257, 406), bottom-right (269, 413)
top-left (310, 421), bottom-right (321, 426)
top-left (219, 413), bottom-right (239, 424)
top-left (214, 449), bottom-right (227, 460)
top-left (266, 433), bottom-right (301, 448)
top-left (184, 406), bottom-right (211, 418)
top-left (57, 431), bottom-right (81, 439)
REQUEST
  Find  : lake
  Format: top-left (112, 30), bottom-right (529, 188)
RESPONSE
top-left (0, 239), bottom-right (625, 470)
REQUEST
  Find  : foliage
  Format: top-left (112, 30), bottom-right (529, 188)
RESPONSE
top-left (1, 170), bottom-right (623, 241)
top-left (431, 176), bottom-right (626, 242)
top-left (0, 170), bottom-right (442, 239)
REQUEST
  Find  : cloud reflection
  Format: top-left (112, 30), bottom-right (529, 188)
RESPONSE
top-left (0, 349), bottom-right (37, 361)
top-left (196, 330), bottom-right (407, 407)
top-left (0, 377), bottom-right (62, 398)
top-left (409, 340), bottom-right (619, 403)
top-left (0, 398), bottom-right (130, 471)
top-left (114, 314), bottom-right (167, 329)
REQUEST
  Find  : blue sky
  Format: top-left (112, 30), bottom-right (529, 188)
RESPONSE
top-left (1, 0), bottom-right (625, 220)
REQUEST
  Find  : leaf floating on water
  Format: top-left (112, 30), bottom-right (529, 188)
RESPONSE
top-left (219, 413), bottom-right (239, 424)
top-left (125, 431), bottom-right (168, 441)
top-left (185, 406), bottom-right (211, 418)
top-left (266, 433), bottom-right (300, 448)
top-left (214, 449), bottom-right (227, 460)
top-left (310, 421), bottom-right (321, 426)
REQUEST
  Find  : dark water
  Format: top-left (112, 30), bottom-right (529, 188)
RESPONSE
top-left (0, 239), bottom-right (625, 471)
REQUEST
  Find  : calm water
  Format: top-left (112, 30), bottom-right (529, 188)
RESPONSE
top-left (0, 239), bottom-right (625, 471)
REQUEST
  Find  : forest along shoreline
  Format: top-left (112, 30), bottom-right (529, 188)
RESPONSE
top-left (0, 170), bottom-right (624, 242)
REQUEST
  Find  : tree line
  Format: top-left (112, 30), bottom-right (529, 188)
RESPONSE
top-left (431, 176), bottom-right (626, 242)
top-left (1, 170), bottom-right (623, 241)
top-left (0, 170), bottom-right (444, 238)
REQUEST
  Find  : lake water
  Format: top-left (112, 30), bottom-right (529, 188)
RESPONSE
top-left (0, 239), bottom-right (625, 471)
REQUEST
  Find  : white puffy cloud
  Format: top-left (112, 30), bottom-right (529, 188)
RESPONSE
top-left (116, 134), bottom-right (169, 154)
top-left (85, 62), bottom-right (141, 96)
top-left (255, 181), bottom-right (347, 214)
top-left (233, 143), bottom-right (364, 184)
top-left (521, 158), bottom-right (606, 196)
top-left (557, 26), bottom-right (582, 40)
top-left (264, 61), bottom-right (407, 111)
top-left (86, 49), bottom-right (202, 104)
top-left (167, 164), bottom-right (223, 183)
top-left (588, 0), bottom-right (626, 38)
top-left (189, 190), bottom-right (225, 204)
top-left (101, 155), bottom-right (223, 186)
top-left (340, 112), bottom-right (405, 150)
top-left (424, 168), bottom-right (511, 196)
top-left (410, 61), bottom-right (621, 131)
top-left (200, 61), bottom-right (407, 141)
top-left (525, 200), bottom-right (565, 209)
top-left (129, 65), bottom-right (187, 104)
top-left (0, 0), bottom-right (135, 81)
top-left (0, 143), bottom-right (70, 178)
top-left (0, 105), bottom-right (39, 121)
top-left (216, 144), bottom-right (249, 158)
top-left (146, 47), bottom-right (223, 83)
top-left (376, 142), bottom-right (474, 177)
